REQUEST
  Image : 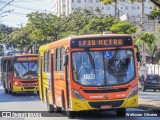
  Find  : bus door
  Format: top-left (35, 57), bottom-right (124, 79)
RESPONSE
top-left (3, 61), bottom-right (8, 89)
top-left (51, 54), bottom-right (55, 104)
top-left (7, 61), bottom-right (11, 90)
top-left (40, 56), bottom-right (44, 101)
top-left (64, 54), bottom-right (70, 109)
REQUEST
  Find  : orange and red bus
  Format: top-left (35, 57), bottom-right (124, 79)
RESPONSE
top-left (38, 34), bottom-right (139, 117)
top-left (1, 54), bottom-right (39, 95)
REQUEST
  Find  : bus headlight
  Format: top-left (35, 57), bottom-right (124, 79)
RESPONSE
top-left (127, 86), bottom-right (137, 98)
top-left (72, 89), bottom-right (85, 100)
top-left (14, 81), bottom-right (21, 86)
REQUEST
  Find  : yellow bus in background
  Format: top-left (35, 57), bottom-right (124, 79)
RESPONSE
top-left (1, 54), bottom-right (39, 95)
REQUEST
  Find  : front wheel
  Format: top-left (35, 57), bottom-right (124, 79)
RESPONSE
top-left (12, 92), bottom-right (16, 96)
top-left (66, 111), bottom-right (75, 118)
top-left (5, 89), bottom-right (8, 94)
top-left (116, 108), bottom-right (126, 117)
top-left (37, 91), bottom-right (39, 95)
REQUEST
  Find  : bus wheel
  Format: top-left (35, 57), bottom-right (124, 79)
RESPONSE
top-left (46, 92), bottom-right (54, 113)
top-left (37, 91), bottom-right (39, 95)
top-left (66, 111), bottom-right (75, 118)
top-left (12, 92), bottom-right (16, 96)
top-left (5, 89), bottom-right (8, 94)
top-left (116, 108), bottom-right (126, 117)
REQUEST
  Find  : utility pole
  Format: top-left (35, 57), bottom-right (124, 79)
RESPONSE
top-left (115, 0), bottom-right (117, 17)
top-left (141, 0), bottom-right (146, 65)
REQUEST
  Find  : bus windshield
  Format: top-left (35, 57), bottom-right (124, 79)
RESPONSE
top-left (72, 49), bottom-right (135, 86)
top-left (13, 61), bottom-right (38, 80)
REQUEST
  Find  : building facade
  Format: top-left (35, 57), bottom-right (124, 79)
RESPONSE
top-left (51, 0), bottom-right (156, 33)
top-left (51, 0), bottom-right (153, 17)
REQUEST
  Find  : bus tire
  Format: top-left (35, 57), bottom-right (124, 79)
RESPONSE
top-left (66, 111), bottom-right (75, 118)
top-left (46, 91), bottom-right (54, 113)
top-left (10, 84), bottom-right (16, 95)
top-left (5, 89), bottom-right (8, 94)
top-left (37, 91), bottom-right (39, 95)
top-left (116, 108), bottom-right (126, 117)
top-left (12, 92), bottom-right (16, 96)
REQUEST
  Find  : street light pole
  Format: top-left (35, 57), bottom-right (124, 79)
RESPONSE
top-left (141, 0), bottom-right (146, 65)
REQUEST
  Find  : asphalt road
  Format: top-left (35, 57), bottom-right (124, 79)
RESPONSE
top-left (0, 85), bottom-right (160, 120)
top-left (139, 90), bottom-right (160, 103)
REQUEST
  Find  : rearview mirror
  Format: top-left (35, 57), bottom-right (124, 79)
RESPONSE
top-left (63, 54), bottom-right (68, 66)
top-left (136, 52), bottom-right (141, 62)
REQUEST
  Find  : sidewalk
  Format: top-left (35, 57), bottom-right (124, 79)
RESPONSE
top-left (138, 98), bottom-right (160, 112)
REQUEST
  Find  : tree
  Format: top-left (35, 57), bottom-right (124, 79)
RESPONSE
top-left (136, 32), bottom-right (160, 64)
top-left (110, 21), bottom-right (137, 34)
top-left (84, 15), bottom-right (119, 34)
top-left (27, 12), bottom-right (64, 42)
top-left (7, 27), bottom-right (34, 52)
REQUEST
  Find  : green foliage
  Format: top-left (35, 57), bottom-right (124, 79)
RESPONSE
top-left (147, 7), bottom-right (160, 21)
top-left (136, 32), bottom-right (159, 63)
top-left (0, 9), bottom-right (137, 53)
top-left (136, 32), bottom-right (157, 46)
top-left (110, 21), bottom-right (137, 34)
top-left (84, 15), bottom-right (119, 34)
top-left (99, 0), bottom-right (116, 5)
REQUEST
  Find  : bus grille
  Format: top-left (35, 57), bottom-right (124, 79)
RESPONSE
top-left (83, 88), bottom-right (128, 93)
top-left (88, 100), bottom-right (124, 108)
top-left (24, 87), bottom-right (35, 90)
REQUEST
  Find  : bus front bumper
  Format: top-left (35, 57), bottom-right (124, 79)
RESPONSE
top-left (70, 94), bottom-right (138, 111)
top-left (12, 85), bottom-right (39, 92)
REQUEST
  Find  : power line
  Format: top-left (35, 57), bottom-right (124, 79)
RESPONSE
top-left (0, 1), bottom-right (50, 12)
top-left (0, 9), bottom-right (14, 15)
top-left (0, 0), bottom-right (14, 11)
top-left (15, 0), bottom-right (44, 2)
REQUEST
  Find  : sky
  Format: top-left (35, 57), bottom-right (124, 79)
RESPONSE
top-left (0, 0), bottom-right (52, 28)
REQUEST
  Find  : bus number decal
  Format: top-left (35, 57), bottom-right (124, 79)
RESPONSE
top-left (83, 74), bottom-right (95, 79)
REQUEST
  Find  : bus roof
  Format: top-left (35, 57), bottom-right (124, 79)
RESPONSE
top-left (39, 34), bottom-right (131, 51)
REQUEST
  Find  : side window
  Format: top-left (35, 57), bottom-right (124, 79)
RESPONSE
top-left (60, 47), bottom-right (65, 71)
top-left (55, 48), bottom-right (60, 71)
top-left (55, 47), bottom-right (65, 71)
top-left (44, 51), bottom-right (50, 72)
top-left (8, 61), bottom-right (12, 72)
top-left (44, 52), bottom-right (46, 72)
top-left (47, 51), bottom-right (50, 72)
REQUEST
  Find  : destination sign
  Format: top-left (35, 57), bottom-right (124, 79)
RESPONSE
top-left (14, 56), bottom-right (38, 61)
top-left (71, 37), bottom-right (132, 48)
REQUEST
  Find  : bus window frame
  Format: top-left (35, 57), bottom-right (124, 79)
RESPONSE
top-left (71, 48), bottom-right (136, 87)
top-left (43, 50), bottom-right (50, 73)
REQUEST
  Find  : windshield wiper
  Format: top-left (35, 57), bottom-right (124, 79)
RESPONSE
top-left (108, 47), bottom-right (120, 74)
top-left (20, 63), bottom-right (27, 70)
top-left (85, 48), bottom-right (95, 72)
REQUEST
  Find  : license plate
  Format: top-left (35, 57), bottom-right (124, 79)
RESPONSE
top-left (152, 80), bottom-right (157, 83)
top-left (100, 105), bottom-right (112, 109)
